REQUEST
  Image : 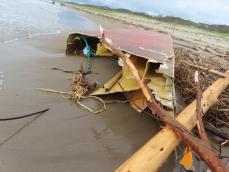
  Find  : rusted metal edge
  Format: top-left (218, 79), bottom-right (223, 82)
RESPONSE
top-left (66, 29), bottom-right (175, 78)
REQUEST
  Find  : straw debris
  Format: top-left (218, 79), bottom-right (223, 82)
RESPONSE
top-left (174, 47), bottom-right (229, 128)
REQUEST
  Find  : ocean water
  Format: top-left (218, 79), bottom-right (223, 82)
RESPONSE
top-left (0, 0), bottom-right (98, 43)
top-left (0, 0), bottom-right (98, 91)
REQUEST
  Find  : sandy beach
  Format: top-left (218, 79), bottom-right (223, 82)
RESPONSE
top-left (0, 2), bottom-right (175, 171)
top-left (2, 1), bottom-right (228, 171)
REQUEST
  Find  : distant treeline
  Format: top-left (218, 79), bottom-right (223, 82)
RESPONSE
top-left (67, 2), bottom-right (229, 34)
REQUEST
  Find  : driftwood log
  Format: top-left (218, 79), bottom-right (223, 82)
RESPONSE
top-left (99, 27), bottom-right (229, 172)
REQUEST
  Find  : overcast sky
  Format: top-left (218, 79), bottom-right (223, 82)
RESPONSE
top-left (69, 0), bottom-right (229, 25)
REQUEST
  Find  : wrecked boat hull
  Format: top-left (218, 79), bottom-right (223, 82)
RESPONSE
top-left (66, 29), bottom-right (176, 113)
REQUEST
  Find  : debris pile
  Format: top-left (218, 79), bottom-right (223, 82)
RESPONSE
top-left (40, 28), bottom-right (229, 171)
top-left (98, 29), bottom-right (229, 172)
top-left (174, 47), bottom-right (229, 128)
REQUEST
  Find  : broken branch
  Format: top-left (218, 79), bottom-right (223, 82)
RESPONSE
top-left (184, 62), bottom-right (226, 78)
top-left (205, 122), bottom-right (229, 140)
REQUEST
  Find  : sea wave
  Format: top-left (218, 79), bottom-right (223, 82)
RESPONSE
top-left (0, 0), bottom-right (98, 43)
top-left (0, 0), bottom-right (69, 43)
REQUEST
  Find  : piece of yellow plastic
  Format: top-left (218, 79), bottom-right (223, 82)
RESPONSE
top-left (126, 90), bottom-right (147, 112)
top-left (91, 55), bottom-right (174, 109)
top-left (179, 146), bottom-right (193, 170)
top-left (92, 69), bottom-right (172, 100)
top-left (96, 43), bottom-right (113, 56)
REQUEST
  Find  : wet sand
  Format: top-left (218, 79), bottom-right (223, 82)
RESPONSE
top-left (0, 28), bottom-right (175, 172)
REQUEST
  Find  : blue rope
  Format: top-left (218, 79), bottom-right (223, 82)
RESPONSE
top-left (80, 36), bottom-right (92, 72)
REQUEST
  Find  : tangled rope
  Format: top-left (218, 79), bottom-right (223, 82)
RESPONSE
top-left (37, 71), bottom-right (106, 114)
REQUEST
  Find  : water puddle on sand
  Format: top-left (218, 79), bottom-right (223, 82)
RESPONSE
top-left (0, 71), bottom-right (3, 90)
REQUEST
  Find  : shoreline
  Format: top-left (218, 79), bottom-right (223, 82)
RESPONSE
top-left (65, 3), bottom-right (229, 50)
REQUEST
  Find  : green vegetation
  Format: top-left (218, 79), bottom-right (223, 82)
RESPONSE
top-left (67, 2), bottom-right (229, 34)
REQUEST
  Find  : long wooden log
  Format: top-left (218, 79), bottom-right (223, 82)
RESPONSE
top-left (116, 72), bottom-right (229, 172)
